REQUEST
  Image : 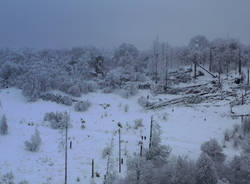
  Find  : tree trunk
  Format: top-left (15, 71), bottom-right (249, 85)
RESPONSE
top-left (209, 48), bottom-right (213, 72)
top-left (238, 48), bottom-right (241, 75)
top-left (194, 63), bottom-right (197, 79)
top-left (65, 122), bottom-right (68, 184)
top-left (247, 68), bottom-right (249, 85)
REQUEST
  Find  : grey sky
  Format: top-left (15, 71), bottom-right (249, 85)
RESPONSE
top-left (0, 0), bottom-right (250, 49)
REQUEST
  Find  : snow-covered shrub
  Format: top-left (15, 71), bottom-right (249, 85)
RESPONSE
top-left (25, 129), bottom-right (42, 152)
top-left (223, 129), bottom-right (232, 142)
top-left (0, 114), bottom-right (8, 135)
top-left (200, 139), bottom-right (225, 164)
top-left (134, 119), bottom-right (143, 129)
top-left (19, 180), bottom-right (29, 184)
top-left (233, 136), bottom-right (241, 148)
top-left (146, 123), bottom-right (171, 166)
top-left (242, 135), bottom-right (250, 153)
top-left (104, 68), bottom-right (123, 89)
top-left (40, 93), bottom-right (73, 106)
top-left (124, 104), bottom-right (129, 112)
top-left (151, 83), bottom-right (165, 95)
top-left (0, 172), bottom-right (14, 184)
top-left (196, 152), bottom-right (218, 184)
top-left (60, 96), bottom-right (73, 106)
top-left (80, 81), bottom-right (98, 94)
top-left (228, 155), bottom-right (250, 184)
top-left (103, 87), bottom-right (114, 94)
top-left (120, 83), bottom-right (138, 98)
top-left (173, 156), bottom-right (196, 184)
top-left (44, 111), bottom-right (70, 129)
top-left (22, 81), bottom-right (41, 101)
top-left (135, 72), bottom-right (146, 82)
top-left (137, 96), bottom-right (148, 108)
top-left (102, 145), bottom-right (112, 159)
top-left (186, 96), bottom-right (203, 104)
top-left (59, 80), bottom-right (74, 94)
top-left (68, 85), bottom-right (81, 97)
top-left (74, 101), bottom-right (91, 112)
top-left (232, 124), bottom-right (241, 136)
top-left (242, 117), bottom-right (250, 135)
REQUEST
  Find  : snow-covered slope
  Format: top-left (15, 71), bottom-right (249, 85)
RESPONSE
top-left (0, 87), bottom-right (244, 183)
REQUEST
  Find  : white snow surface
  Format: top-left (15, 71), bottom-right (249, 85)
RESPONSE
top-left (0, 86), bottom-right (247, 184)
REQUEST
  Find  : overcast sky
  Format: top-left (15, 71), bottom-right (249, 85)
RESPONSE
top-left (0, 0), bottom-right (250, 49)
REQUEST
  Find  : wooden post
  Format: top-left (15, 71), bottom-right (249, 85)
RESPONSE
top-left (242, 93), bottom-right (244, 105)
top-left (118, 128), bottom-right (121, 173)
top-left (65, 121), bottom-right (68, 184)
top-left (194, 62), bottom-right (197, 79)
top-left (92, 159), bottom-right (94, 178)
top-left (247, 68), bottom-right (249, 85)
top-left (149, 116), bottom-right (153, 150)
top-left (140, 143), bottom-right (143, 157)
top-left (239, 48), bottom-right (242, 75)
top-left (218, 73), bottom-right (221, 86)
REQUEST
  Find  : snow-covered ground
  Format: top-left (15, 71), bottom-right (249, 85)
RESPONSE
top-left (0, 84), bottom-right (247, 184)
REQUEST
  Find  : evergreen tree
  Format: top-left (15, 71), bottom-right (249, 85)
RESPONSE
top-left (196, 152), bottom-right (217, 184)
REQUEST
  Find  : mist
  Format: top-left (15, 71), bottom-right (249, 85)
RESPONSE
top-left (0, 0), bottom-right (250, 49)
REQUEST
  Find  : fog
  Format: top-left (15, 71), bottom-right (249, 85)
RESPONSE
top-left (0, 0), bottom-right (250, 49)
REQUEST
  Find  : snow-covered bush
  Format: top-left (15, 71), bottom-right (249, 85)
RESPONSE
top-left (22, 81), bottom-right (42, 101)
top-left (80, 81), bottom-right (98, 94)
top-left (242, 117), bottom-right (250, 135)
top-left (186, 96), bottom-right (203, 104)
top-left (233, 136), bottom-right (241, 148)
top-left (103, 87), bottom-right (114, 94)
top-left (74, 101), bottom-right (91, 112)
top-left (102, 145), bottom-right (112, 159)
top-left (0, 172), bottom-right (14, 184)
top-left (120, 83), bottom-right (138, 98)
top-left (137, 96), bottom-right (148, 108)
top-left (61, 96), bottom-right (73, 106)
top-left (133, 119), bottom-right (143, 129)
top-left (200, 139), bottom-right (226, 164)
top-left (25, 129), bottom-right (42, 152)
top-left (44, 111), bottom-right (70, 129)
top-left (40, 93), bottom-right (73, 106)
top-left (146, 123), bottom-right (172, 166)
top-left (19, 180), bottom-right (29, 184)
top-left (228, 155), bottom-right (250, 184)
top-left (223, 129), bottom-right (232, 142)
top-left (0, 114), bottom-right (8, 135)
top-left (68, 85), bottom-right (81, 97)
top-left (242, 135), bottom-right (250, 153)
top-left (124, 104), bottom-right (129, 112)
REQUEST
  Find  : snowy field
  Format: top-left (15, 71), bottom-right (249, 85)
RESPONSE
top-left (0, 83), bottom-right (245, 184)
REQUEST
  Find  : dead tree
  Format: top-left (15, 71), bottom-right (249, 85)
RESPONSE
top-left (247, 68), bottom-right (249, 85)
top-left (65, 121), bottom-right (68, 184)
top-left (239, 48), bottom-right (242, 75)
top-left (194, 62), bottom-right (197, 79)
top-left (118, 128), bottom-right (121, 173)
top-left (149, 116), bottom-right (153, 150)
top-left (92, 159), bottom-right (94, 178)
top-left (209, 48), bottom-right (213, 72)
top-left (165, 64), bottom-right (168, 91)
top-left (196, 62), bottom-right (217, 78)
